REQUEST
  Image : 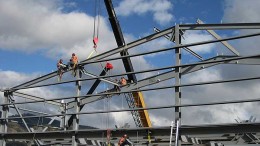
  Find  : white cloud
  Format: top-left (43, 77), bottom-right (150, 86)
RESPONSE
top-left (0, 0), bottom-right (117, 60)
top-left (222, 0), bottom-right (260, 55)
top-left (115, 0), bottom-right (174, 25)
top-left (223, 0), bottom-right (260, 23)
top-left (186, 68), bottom-right (221, 83)
top-left (0, 70), bottom-right (62, 115)
top-left (183, 30), bottom-right (216, 54)
top-left (0, 71), bottom-right (36, 88)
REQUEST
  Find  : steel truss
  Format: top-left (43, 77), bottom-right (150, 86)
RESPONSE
top-left (1, 16), bottom-right (260, 146)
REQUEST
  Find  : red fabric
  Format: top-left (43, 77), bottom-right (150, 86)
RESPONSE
top-left (93, 37), bottom-right (98, 45)
top-left (106, 62), bottom-right (113, 69)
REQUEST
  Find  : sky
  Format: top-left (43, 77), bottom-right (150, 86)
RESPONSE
top-left (1, 0), bottom-right (260, 129)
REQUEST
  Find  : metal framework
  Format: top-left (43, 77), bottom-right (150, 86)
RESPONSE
top-left (1, 2), bottom-right (260, 145)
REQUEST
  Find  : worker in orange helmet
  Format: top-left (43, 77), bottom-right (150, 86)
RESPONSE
top-left (70, 53), bottom-right (78, 77)
top-left (118, 134), bottom-right (133, 146)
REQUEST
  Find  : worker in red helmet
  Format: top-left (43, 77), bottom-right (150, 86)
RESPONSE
top-left (70, 53), bottom-right (78, 77)
top-left (57, 59), bottom-right (66, 81)
top-left (118, 134), bottom-right (133, 146)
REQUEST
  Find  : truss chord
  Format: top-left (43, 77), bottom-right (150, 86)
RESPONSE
top-left (81, 31), bottom-right (260, 65)
top-left (179, 22), bottom-right (260, 30)
top-left (9, 54), bottom-right (260, 91)
top-left (2, 122), bottom-right (260, 139)
top-left (2, 94), bottom-right (260, 120)
top-left (3, 72), bottom-right (260, 107)
top-left (9, 31), bottom-right (260, 91)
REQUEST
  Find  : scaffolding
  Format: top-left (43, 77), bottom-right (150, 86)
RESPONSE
top-left (1, 4), bottom-right (260, 146)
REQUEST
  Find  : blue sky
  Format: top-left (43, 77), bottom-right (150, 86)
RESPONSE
top-left (0, 0), bottom-right (225, 74)
top-left (1, 0), bottom-right (260, 127)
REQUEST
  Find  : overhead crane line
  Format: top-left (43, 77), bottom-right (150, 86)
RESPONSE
top-left (9, 24), bottom-right (260, 91)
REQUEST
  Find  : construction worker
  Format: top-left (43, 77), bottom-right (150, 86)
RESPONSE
top-left (118, 134), bottom-right (133, 146)
top-left (57, 59), bottom-right (66, 81)
top-left (70, 53), bottom-right (78, 77)
top-left (120, 77), bottom-right (127, 86)
top-left (113, 79), bottom-right (121, 94)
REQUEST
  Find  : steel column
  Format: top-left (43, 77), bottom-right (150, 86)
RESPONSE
top-left (0, 91), bottom-right (9, 146)
top-left (72, 70), bottom-right (81, 146)
top-left (174, 25), bottom-right (181, 146)
top-left (60, 100), bottom-right (67, 131)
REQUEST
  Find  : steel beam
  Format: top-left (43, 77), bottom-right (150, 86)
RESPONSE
top-left (175, 25), bottom-right (181, 124)
top-left (197, 19), bottom-right (240, 56)
top-left (180, 23), bottom-right (260, 30)
top-left (2, 123), bottom-right (260, 139)
top-left (81, 31), bottom-right (260, 66)
top-left (0, 55), bottom-right (258, 107)
top-left (72, 55), bottom-right (260, 109)
top-left (12, 71), bottom-right (57, 91)
top-left (2, 95), bottom-right (260, 121)
top-left (81, 68), bottom-right (118, 86)
top-left (60, 101), bottom-right (67, 131)
top-left (175, 24), bottom-right (182, 146)
top-left (9, 106), bottom-right (50, 115)
top-left (72, 70), bottom-right (81, 146)
top-left (67, 67), bottom-right (109, 129)
top-left (10, 25), bottom-right (175, 91)
top-left (12, 91), bottom-right (61, 106)
top-left (80, 26), bottom-right (175, 64)
top-left (75, 57), bottom-right (225, 108)
top-left (154, 27), bottom-right (203, 60)
top-left (10, 31), bottom-right (260, 91)
top-left (10, 99), bottom-right (40, 146)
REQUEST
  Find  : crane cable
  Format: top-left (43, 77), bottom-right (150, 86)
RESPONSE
top-left (93, 0), bottom-right (101, 49)
top-left (87, 0), bottom-right (101, 59)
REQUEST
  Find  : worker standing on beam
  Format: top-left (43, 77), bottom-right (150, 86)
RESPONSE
top-left (70, 53), bottom-right (78, 77)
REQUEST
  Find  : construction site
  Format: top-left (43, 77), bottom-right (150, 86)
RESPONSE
top-left (1, 0), bottom-right (260, 146)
